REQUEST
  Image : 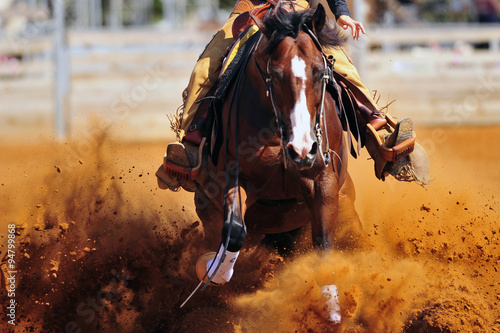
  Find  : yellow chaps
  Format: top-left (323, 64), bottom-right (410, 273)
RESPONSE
top-left (180, 0), bottom-right (377, 135)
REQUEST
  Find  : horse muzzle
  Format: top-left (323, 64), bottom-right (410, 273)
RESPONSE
top-left (286, 141), bottom-right (318, 170)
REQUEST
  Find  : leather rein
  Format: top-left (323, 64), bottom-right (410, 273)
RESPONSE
top-left (254, 26), bottom-right (334, 168)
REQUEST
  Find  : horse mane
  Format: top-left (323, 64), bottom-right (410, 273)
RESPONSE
top-left (262, 7), bottom-right (344, 54)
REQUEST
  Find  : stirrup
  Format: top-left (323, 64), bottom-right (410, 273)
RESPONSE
top-left (366, 115), bottom-right (415, 162)
top-left (163, 137), bottom-right (205, 182)
top-left (156, 164), bottom-right (181, 191)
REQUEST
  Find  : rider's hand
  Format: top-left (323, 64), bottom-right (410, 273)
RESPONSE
top-left (336, 15), bottom-right (366, 41)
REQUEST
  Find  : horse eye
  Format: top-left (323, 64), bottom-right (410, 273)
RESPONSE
top-left (313, 68), bottom-right (324, 80)
top-left (272, 68), bottom-right (284, 79)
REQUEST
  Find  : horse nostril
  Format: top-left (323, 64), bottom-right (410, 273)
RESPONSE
top-left (287, 145), bottom-right (299, 160)
top-left (310, 142), bottom-right (318, 156)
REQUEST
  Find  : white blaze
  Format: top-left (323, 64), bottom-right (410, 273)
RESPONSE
top-left (289, 56), bottom-right (314, 159)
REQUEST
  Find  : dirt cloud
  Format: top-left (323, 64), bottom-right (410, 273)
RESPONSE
top-left (0, 126), bottom-right (499, 332)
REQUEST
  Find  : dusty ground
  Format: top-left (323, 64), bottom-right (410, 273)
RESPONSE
top-left (0, 125), bottom-right (499, 332)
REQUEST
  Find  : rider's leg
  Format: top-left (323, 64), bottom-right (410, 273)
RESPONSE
top-left (324, 46), bottom-right (378, 107)
top-left (180, 19), bottom-right (237, 137)
top-left (157, 3), bottom-right (257, 191)
top-left (323, 45), bottom-right (429, 185)
top-left (181, 0), bottom-right (260, 134)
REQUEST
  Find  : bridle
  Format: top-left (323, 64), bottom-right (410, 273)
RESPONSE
top-left (254, 26), bottom-right (334, 169)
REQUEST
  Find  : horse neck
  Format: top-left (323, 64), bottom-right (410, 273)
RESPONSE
top-left (233, 52), bottom-right (278, 134)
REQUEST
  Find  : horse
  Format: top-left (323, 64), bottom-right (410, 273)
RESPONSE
top-left (192, 4), bottom-right (366, 287)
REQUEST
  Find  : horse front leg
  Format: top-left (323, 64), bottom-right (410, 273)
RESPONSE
top-left (311, 176), bottom-right (340, 250)
top-left (336, 172), bottom-right (370, 250)
top-left (198, 185), bottom-right (248, 285)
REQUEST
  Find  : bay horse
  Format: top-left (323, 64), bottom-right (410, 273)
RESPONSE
top-left (192, 4), bottom-right (365, 287)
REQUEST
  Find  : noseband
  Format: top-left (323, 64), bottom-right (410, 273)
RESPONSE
top-left (254, 26), bottom-right (334, 168)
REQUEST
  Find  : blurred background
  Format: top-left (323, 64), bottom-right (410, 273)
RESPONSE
top-left (0, 0), bottom-right (499, 144)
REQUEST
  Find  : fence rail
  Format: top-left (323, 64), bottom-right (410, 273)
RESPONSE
top-left (1, 24), bottom-right (500, 143)
top-left (0, 29), bottom-right (211, 143)
top-left (361, 25), bottom-right (500, 126)
top-left (368, 25), bottom-right (500, 49)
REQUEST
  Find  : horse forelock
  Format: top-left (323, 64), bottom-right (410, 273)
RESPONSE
top-left (262, 8), bottom-right (343, 55)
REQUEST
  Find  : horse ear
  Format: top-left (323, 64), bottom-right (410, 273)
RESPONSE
top-left (312, 3), bottom-right (326, 33)
top-left (250, 13), bottom-right (270, 38)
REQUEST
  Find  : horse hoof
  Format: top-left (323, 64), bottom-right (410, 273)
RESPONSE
top-left (195, 252), bottom-right (220, 286)
top-left (321, 285), bottom-right (341, 324)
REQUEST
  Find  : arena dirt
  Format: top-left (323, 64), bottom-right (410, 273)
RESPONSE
top-left (1, 126), bottom-right (499, 332)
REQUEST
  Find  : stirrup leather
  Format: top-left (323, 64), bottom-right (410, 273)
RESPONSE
top-left (366, 114), bottom-right (415, 163)
top-left (162, 137), bottom-right (206, 181)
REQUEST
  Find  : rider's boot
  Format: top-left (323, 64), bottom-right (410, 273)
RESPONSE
top-left (364, 113), bottom-right (430, 186)
top-left (326, 45), bottom-right (430, 185)
top-left (156, 138), bottom-right (203, 192)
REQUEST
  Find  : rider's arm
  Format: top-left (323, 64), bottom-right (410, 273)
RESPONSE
top-left (325, 0), bottom-right (366, 40)
top-left (325, 0), bottom-right (351, 19)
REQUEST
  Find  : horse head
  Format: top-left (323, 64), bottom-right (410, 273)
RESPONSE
top-left (252, 4), bottom-right (344, 171)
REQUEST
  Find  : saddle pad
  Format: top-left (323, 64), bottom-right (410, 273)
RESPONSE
top-left (215, 25), bottom-right (261, 100)
top-left (220, 24), bottom-right (260, 77)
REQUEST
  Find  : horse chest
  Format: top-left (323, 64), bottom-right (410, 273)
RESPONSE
top-left (243, 158), bottom-right (315, 201)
